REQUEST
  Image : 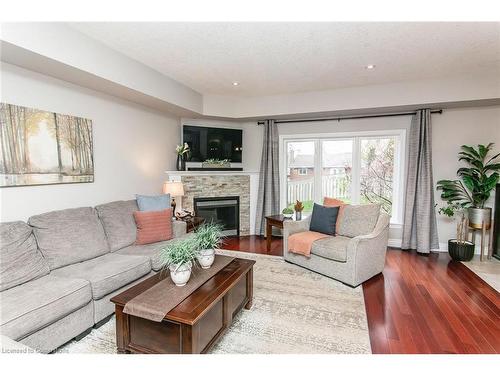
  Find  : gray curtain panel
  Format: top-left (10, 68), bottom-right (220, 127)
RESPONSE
top-left (401, 109), bottom-right (440, 253)
top-left (255, 120), bottom-right (280, 235)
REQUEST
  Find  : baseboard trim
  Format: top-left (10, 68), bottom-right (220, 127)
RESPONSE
top-left (388, 239), bottom-right (483, 254)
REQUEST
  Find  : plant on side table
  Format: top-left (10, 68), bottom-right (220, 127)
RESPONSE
top-left (294, 200), bottom-right (304, 220)
top-left (160, 238), bottom-right (197, 286)
top-left (193, 223), bottom-right (225, 269)
top-left (282, 207), bottom-right (294, 219)
top-left (437, 143), bottom-right (500, 260)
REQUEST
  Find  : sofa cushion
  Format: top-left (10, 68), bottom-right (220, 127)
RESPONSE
top-left (337, 204), bottom-right (381, 238)
top-left (0, 275), bottom-right (92, 340)
top-left (311, 236), bottom-right (352, 262)
top-left (323, 197), bottom-right (347, 229)
top-left (134, 209), bottom-right (173, 245)
top-left (309, 203), bottom-right (340, 235)
top-left (136, 194), bottom-right (170, 212)
top-left (0, 221), bottom-right (50, 292)
top-left (28, 207), bottom-right (110, 270)
top-left (51, 253), bottom-right (151, 299)
top-left (95, 200), bottom-right (138, 251)
top-left (116, 235), bottom-right (191, 271)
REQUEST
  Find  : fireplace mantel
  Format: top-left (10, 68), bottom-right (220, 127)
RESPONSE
top-left (165, 172), bottom-right (258, 235)
top-left (166, 170), bottom-right (259, 177)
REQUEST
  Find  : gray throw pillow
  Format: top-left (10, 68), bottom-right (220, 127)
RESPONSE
top-left (309, 203), bottom-right (339, 235)
top-left (136, 194), bottom-right (170, 211)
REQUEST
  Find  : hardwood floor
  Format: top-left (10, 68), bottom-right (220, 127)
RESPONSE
top-left (221, 235), bottom-right (500, 354)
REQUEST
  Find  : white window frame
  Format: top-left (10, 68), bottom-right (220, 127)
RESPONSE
top-left (279, 129), bottom-right (406, 225)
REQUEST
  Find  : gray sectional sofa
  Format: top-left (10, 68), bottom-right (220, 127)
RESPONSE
top-left (0, 200), bottom-right (188, 353)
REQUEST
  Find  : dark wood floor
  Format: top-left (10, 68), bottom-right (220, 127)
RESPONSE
top-left (221, 235), bottom-right (500, 354)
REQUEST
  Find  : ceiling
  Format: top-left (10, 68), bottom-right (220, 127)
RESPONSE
top-left (69, 22), bottom-right (500, 97)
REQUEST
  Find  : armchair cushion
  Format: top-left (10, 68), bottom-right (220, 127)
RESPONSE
top-left (337, 204), bottom-right (381, 238)
top-left (311, 235), bottom-right (351, 262)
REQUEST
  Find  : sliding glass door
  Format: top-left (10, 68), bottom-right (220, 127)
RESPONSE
top-left (282, 130), bottom-right (405, 224)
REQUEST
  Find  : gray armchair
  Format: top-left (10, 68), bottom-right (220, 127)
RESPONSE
top-left (283, 205), bottom-right (390, 287)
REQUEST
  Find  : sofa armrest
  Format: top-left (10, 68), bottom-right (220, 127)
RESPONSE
top-left (346, 213), bottom-right (390, 285)
top-left (283, 216), bottom-right (311, 237)
top-left (283, 217), bottom-right (311, 259)
top-left (172, 221), bottom-right (187, 238)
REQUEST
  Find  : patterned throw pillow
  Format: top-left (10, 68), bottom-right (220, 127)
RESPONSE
top-left (133, 209), bottom-right (173, 245)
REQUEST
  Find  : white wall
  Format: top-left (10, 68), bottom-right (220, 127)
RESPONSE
top-left (276, 106), bottom-right (500, 251)
top-left (0, 63), bottom-right (180, 222)
top-left (433, 106), bottom-right (500, 251)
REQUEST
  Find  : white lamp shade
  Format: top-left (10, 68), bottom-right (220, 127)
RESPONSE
top-left (163, 181), bottom-right (185, 196)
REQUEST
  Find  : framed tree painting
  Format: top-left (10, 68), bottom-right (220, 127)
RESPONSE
top-left (0, 103), bottom-right (94, 187)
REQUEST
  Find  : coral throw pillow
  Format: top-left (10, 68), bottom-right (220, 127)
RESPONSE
top-left (323, 197), bottom-right (347, 231)
top-left (133, 209), bottom-right (173, 245)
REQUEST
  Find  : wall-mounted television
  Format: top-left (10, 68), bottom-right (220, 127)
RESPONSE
top-left (183, 125), bottom-right (243, 163)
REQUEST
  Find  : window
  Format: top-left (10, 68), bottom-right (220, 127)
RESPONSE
top-left (281, 130), bottom-right (405, 224)
top-left (286, 141), bottom-right (315, 212)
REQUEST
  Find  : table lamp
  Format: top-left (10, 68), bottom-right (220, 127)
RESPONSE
top-left (162, 181), bottom-right (185, 213)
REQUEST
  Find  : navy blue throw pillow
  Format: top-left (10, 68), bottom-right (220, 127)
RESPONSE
top-left (309, 203), bottom-right (339, 235)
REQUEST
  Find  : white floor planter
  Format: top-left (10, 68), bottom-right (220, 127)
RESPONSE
top-left (196, 249), bottom-right (215, 269)
top-left (169, 263), bottom-right (192, 286)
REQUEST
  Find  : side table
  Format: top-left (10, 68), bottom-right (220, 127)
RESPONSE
top-left (265, 214), bottom-right (295, 252)
top-left (176, 216), bottom-right (205, 233)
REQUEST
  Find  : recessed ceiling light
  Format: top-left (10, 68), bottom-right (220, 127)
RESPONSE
top-left (232, 82), bottom-right (239, 86)
top-left (365, 64), bottom-right (376, 70)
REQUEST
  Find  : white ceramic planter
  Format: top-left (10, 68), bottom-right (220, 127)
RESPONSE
top-left (169, 262), bottom-right (192, 286)
top-left (196, 248), bottom-right (215, 269)
top-left (283, 213), bottom-right (293, 219)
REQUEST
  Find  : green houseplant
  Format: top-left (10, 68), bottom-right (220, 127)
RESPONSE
top-left (160, 237), bottom-right (197, 286)
top-left (193, 223), bottom-right (225, 269)
top-left (437, 203), bottom-right (475, 261)
top-left (437, 143), bottom-right (500, 230)
top-left (282, 207), bottom-right (294, 219)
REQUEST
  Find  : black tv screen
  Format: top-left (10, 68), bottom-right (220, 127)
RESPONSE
top-left (183, 125), bottom-right (243, 163)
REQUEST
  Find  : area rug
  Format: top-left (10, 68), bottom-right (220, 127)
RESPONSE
top-left (60, 250), bottom-right (371, 354)
top-left (462, 255), bottom-right (500, 292)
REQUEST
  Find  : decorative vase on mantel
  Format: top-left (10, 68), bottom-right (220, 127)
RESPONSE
top-left (176, 154), bottom-right (186, 171)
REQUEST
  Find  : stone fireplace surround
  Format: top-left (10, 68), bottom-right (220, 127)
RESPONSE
top-left (166, 171), bottom-right (258, 236)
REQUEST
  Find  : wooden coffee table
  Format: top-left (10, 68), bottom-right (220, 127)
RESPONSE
top-left (111, 257), bottom-right (255, 354)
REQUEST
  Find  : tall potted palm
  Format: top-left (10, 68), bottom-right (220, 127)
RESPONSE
top-left (437, 143), bottom-right (500, 231)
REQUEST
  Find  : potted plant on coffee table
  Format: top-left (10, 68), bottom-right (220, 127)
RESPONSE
top-left (437, 143), bottom-right (500, 231)
top-left (160, 238), bottom-right (197, 286)
top-left (437, 203), bottom-right (475, 261)
top-left (194, 223), bottom-right (225, 269)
